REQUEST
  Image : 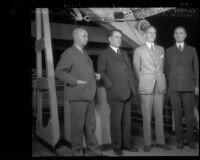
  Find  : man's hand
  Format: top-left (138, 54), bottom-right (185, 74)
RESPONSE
top-left (76, 80), bottom-right (87, 84)
top-left (95, 73), bottom-right (101, 81)
top-left (195, 86), bottom-right (199, 95)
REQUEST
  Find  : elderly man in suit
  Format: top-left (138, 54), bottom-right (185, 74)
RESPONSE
top-left (97, 29), bottom-right (138, 156)
top-left (165, 26), bottom-right (199, 149)
top-left (55, 28), bottom-right (101, 156)
top-left (133, 26), bottom-right (171, 152)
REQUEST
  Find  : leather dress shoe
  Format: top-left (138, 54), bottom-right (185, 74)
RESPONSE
top-left (156, 144), bottom-right (172, 150)
top-left (189, 143), bottom-right (197, 149)
top-left (143, 145), bottom-right (151, 152)
top-left (122, 146), bottom-right (138, 152)
top-left (177, 143), bottom-right (184, 149)
top-left (113, 149), bottom-right (123, 156)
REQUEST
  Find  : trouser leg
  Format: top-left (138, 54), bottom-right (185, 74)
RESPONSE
top-left (141, 94), bottom-right (154, 146)
top-left (70, 101), bottom-right (87, 156)
top-left (153, 94), bottom-right (165, 144)
top-left (84, 100), bottom-right (100, 155)
top-left (170, 92), bottom-right (184, 144)
top-left (109, 99), bottom-right (123, 149)
top-left (182, 92), bottom-right (195, 144)
top-left (122, 98), bottom-right (131, 147)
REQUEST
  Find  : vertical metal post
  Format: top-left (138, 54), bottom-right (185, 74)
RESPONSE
top-left (34, 8), bottom-right (60, 148)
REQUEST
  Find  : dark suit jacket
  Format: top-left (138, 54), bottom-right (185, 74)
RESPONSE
top-left (165, 43), bottom-right (199, 91)
top-left (55, 45), bottom-right (96, 100)
top-left (97, 47), bottom-right (136, 100)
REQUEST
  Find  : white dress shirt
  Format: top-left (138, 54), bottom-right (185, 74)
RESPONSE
top-left (110, 45), bottom-right (119, 54)
top-left (146, 42), bottom-right (155, 52)
top-left (176, 42), bottom-right (184, 53)
top-left (74, 44), bottom-right (83, 53)
top-left (176, 42), bottom-right (184, 49)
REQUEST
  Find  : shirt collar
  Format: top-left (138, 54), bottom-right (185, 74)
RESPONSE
top-left (110, 45), bottom-right (119, 53)
top-left (176, 42), bottom-right (184, 48)
top-left (74, 44), bottom-right (83, 53)
top-left (146, 42), bottom-right (154, 49)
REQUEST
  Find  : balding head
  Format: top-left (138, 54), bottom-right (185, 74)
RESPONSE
top-left (72, 28), bottom-right (88, 48)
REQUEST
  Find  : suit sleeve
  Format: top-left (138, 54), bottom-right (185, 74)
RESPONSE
top-left (164, 49), bottom-right (170, 87)
top-left (133, 48), bottom-right (141, 80)
top-left (55, 53), bottom-right (77, 87)
top-left (193, 48), bottom-right (199, 87)
top-left (97, 53), bottom-right (113, 89)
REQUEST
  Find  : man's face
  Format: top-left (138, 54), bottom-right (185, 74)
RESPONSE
top-left (76, 30), bottom-right (88, 47)
top-left (145, 27), bottom-right (156, 43)
top-left (174, 28), bottom-right (187, 43)
top-left (109, 31), bottom-right (122, 48)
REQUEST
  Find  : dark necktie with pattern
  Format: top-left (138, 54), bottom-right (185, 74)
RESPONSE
top-left (117, 48), bottom-right (121, 55)
top-left (178, 45), bottom-right (182, 53)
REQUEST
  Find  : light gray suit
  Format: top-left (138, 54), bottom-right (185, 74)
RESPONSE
top-left (133, 43), bottom-right (166, 146)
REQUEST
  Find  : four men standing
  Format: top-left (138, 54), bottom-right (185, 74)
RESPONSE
top-left (55, 25), bottom-right (198, 156)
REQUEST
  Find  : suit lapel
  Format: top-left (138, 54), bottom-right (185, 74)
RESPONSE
top-left (154, 45), bottom-right (158, 66)
top-left (144, 44), bottom-right (156, 66)
top-left (72, 45), bottom-right (93, 70)
top-left (121, 51), bottom-right (130, 68)
top-left (73, 45), bottom-right (85, 61)
top-left (178, 44), bottom-right (190, 64)
top-left (108, 47), bottom-right (130, 69)
top-left (83, 49), bottom-right (94, 68)
top-left (108, 47), bottom-right (123, 62)
top-left (172, 45), bottom-right (181, 61)
top-left (180, 43), bottom-right (187, 58)
top-left (154, 45), bottom-right (162, 67)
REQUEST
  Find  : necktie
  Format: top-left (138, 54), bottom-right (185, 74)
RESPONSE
top-left (178, 45), bottom-right (182, 53)
top-left (117, 49), bottom-right (121, 55)
top-left (151, 44), bottom-right (154, 53)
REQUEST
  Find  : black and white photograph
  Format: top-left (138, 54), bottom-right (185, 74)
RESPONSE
top-left (2, 1), bottom-right (199, 158)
